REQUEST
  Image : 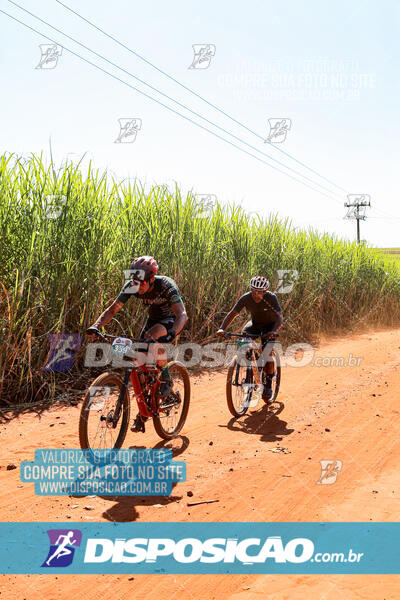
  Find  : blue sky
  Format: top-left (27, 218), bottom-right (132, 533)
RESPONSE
top-left (1, 0), bottom-right (399, 246)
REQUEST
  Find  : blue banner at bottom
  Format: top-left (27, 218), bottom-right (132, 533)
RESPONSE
top-left (1, 522), bottom-right (399, 574)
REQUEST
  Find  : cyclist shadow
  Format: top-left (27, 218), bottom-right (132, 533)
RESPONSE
top-left (222, 402), bottom-right (295, 443)
top-left (100, 436), bottom-right (190, 522)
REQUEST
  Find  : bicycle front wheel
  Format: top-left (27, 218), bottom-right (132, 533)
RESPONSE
top-left (153, 361), bottom-right (190, 439)
top-left (266, 349), bottom-right (281, 403)
top-left (226, 356), bottom-right (254, 417)
top-left (79, 372), bottom-right (131, 451)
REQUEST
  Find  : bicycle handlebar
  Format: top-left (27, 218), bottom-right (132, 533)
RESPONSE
top-left (86, 329), bottom-right (155, 345)
top-left (223, 332), bottom-right (279, 340)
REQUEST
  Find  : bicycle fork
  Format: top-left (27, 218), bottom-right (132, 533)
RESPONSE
top-left (251, 356), bottom-right (262, 388)
top-left (234, 351), bottom-right (262, 389)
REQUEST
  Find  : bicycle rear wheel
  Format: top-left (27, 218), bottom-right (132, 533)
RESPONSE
top-left (79, 372), bottom-right (130, 451)
top-left (153, 361), bottom-right (190, 439)
top-left (226, 356), bottom-right (255, 417)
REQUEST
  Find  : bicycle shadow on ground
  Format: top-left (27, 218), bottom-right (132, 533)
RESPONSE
top-left (220, 401), bottom-right (295, 443)
top-left (100, 436), bottom-right (189, 522)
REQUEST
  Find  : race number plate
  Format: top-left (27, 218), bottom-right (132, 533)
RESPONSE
top-left (112, 337), bottom-right (133, 355)
top-left (236, 337), bottom-right (252, 348)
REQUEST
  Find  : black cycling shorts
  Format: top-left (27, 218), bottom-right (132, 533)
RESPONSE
top-left (242, 320), bottom-right (275, 350)
top-left (139, 317), bottom-right (175, 339)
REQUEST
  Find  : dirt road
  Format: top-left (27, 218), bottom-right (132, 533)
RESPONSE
top-left (1, 328), bottom-right (400, 598)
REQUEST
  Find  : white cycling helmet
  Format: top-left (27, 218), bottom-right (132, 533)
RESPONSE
top-left (250, 275), bottom-right (269, 290)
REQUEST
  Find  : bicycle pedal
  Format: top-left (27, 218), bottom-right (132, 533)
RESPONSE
top-left (130, 415), bottom-right (146, 433)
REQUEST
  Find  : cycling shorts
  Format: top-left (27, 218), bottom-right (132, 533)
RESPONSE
top-left (139, 317), bottom-right (175, 340)
top-left (242, 320), bottom-right (275, 350)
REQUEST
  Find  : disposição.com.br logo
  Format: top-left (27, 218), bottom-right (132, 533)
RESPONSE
top-left (34, 526), bottom-right (366, 573)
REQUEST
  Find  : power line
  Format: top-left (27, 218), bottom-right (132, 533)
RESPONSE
top-left (370, 207), bottom-right (400, 220)
top-left (7, 0), bottom-right (344, 200)
top-left (0, 7), bottom-right (344, 202)
top-left (55, 0), bottom-right (349, 195)
top-left (368, 216), bottom-right (400, 221)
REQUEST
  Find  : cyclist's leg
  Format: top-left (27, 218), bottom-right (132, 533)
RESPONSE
top-left (130, 319), bottom-right (162, 430)
top-left (238, 321), bottom-right (259, 368)
top-left (141, 318), bottom-right (175, 395)
top-left (241, 320), bottom-right (260, 337)
top-left (140, 317), bottom-right (175, 340)
top-left (139, 317), bottom-right (154, 341)
top-left (132, 319), bottom-right (175, 429)
top-left (257, 325), bottom-right (275, 373)
top-left (259, 326), bottom-right (275, 400)
top-left (140, 317), bottom-right (173, 364)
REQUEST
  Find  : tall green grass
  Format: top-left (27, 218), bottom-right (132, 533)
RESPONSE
top-left (1, 153), bottom-right (400, 405)
top-left (375, 248), bottom-right (400, 264)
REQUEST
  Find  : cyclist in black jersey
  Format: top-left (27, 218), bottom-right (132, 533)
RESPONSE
top-left (217, 275), bottom-right (283, 401)
top-left (87, 256), bottom-right (188, 406)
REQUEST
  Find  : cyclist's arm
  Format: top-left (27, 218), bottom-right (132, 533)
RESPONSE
top-left (220, 309), bottom-right (239, 331)
top-left (170, 302), bottom-right (188, 335)
top-left (220, 295), bottom-right (246, 331)
top-left (90, 299), bottom-right (124, 329)
top-left (162, 278), bottom-right (187, 336)
top-left (270, 311), bottom-right (283, 335)
top-left (266, 293), bottom-right (283, 335)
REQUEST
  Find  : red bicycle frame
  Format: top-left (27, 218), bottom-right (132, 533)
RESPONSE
top-left (129, 362), bottom-right (159, 419)
top-left (91, 331), bottom-right (162, 420)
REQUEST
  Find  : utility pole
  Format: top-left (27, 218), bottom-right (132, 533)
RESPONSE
top-left (344, 195), bottom-right (371, 243)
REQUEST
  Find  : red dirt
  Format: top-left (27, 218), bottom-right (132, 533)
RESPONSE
top-left (1, 328), bottom-right (400, 598)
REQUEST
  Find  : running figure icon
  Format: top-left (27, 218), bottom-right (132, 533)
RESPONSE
top-left (46, 531), bottom-right (77, 565)
top-left (41, 529), bottom-right (82, 568)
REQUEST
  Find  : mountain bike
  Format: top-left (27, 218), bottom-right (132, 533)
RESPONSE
top-left (224, 332), bottom-right (281, 418)
top-left (79, 331), bottom-right (190, 450)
